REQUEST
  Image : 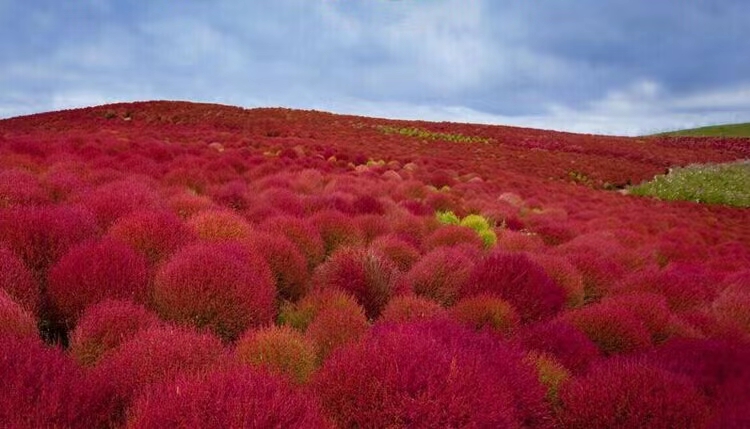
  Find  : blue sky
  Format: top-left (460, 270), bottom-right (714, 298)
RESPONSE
top-left (1, 0), bottom-right (750, 135)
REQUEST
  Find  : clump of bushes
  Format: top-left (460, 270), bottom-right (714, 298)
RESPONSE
top-left (435, 210), bottom-right (498, 248)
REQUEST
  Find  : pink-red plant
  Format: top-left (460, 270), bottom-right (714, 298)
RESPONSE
top-left (0, 289), bottom-right (38, 338)
top-left (47, 238), bottom-right (149, 329)
top-left (450, 293), bottom-right (520, 337)
top-left (462, 251), bottom-right (565, 323)
top-left (126, 366), bottom-right (332, 428)
top-left (260, 215), bottom-right (326, 270)
top-left (369, 234), bottom-right (422, 272)
top-left (107, 209), bottom-right (191, 265)
top-left (186, 208), bottom-right (253, 242)
top-left (0, 333), bottom-right (113, 428)
top-left (513, 319), bottom-right (601, 374)
top-left (562, 302), bottom-right (652, 355)
top-left (311, 247), bottom-right (403, 319)
top-left (379, 294), bottom-right (446, 323)
top-left (152, 242), bottom-right (276, 341)
top-left (404, 246), bottom-right (475, 307)
top-left (313, 319), bottom-right (552, 428)
top-left (0, 245), bottom-right (39, 315)
top-left (0, 204), bottom-right (99, 283)
top-left (69, 299), bottom-right (162, 366)
top-left (309, 209), bottom-right (366, 255)
top-left (247, 231), bottom-right (309, 302)
top-left (92, 325), bottom-right (226, 425)
top-left (423, 224), bottom-right (485, 252)
top-left (557, 359), bottom-right (711, 429)
top-left (79, 178), bottom-right (160, 227)
top-left (235, 325), bottom-right (317, 384)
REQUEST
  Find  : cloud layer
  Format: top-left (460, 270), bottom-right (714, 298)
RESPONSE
top-left (1, 0), bottom-right (750, 135)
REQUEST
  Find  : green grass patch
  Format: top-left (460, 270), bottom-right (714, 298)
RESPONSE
top-left (654, 122), bottom-right (750, 137)
top-left (628, 160), bottom-right (750, 207)
top-left (376, 125), bottom-right (491, 144)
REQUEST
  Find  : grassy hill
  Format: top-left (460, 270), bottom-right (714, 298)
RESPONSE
top-left (655, 122), bottom-right (750, 137)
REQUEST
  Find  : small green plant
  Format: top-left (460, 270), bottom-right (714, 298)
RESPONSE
top-left (628, 160), bottom-right (750, 207)
top-left (375, 125), bottom-right (491, 144)
top-left (435, 211), bottom-right (497, 248)
top-left (436, 210), bottom-right (460, 225)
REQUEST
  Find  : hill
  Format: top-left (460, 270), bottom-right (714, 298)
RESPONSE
top-left (655, 122), bottom-right (750, 137)
top-left (0, 101), bottom-right (749, 427)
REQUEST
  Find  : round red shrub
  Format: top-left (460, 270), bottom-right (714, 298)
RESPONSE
top-left (462, 251), bottom-right (565, 323)
top-left (166, 191), bottom-right (215, 219)
top-left (558, 359), bottom-right (711, 429)
top-left (354, 214), bottom-right (391, 243)
top-left (309, 210), bottom-right (365, 256)
top-left (450, 294), bottom-right (520, 337)
top-left (313, 319), bottom-right (552, 428)
top-left (69, 299), bottom-right (161, 366)
top-left (530, 254), bottom-right (585, 309)
top-left (513, 319), bottom-right (601, 374)
top-left (602, 293), bottom-right (674, 344)
top-left (404, 246), bottom-right (475, 307)
top-left (260, 215), bottom-right (326, 270)
top-left (247, 231), bottom-right (309, 302)
top-left (107, 209), bottom-right (191, 265)
top-left (305, 299), bottom-right (371, 364)
top-left (369, 234), bottom-right (422, 273)
top-left (80, 178), bottom-right (160, 227)
top-left (152, 242), bottom-right (276, 341)
top-left (93, 325), bottom-right (226, 425)
top-left (0, 245), bottom-right (39, 315)
top-left (379, 294), bottom-right (446, 324)
top-left (0, 333), bottom-right (113, 428)
top-left (126, 366), bottom-right (332, 429)
top-left (0, 289), bottom-right (37, 338)
top-left (186, 209), bottom-right (253, 242)
top-left (311, 247), bottom-right (403, 319)
top-left (0, 168), bottom-right (47, 207)
top-left (235, 325), bottom-right (317, 384)
top-left (644, 338), bottom-right (750, 406)
top-left (423, 224), bottom-right (485, 252)
top-left (0, 204), bottom-right (99, 283)
top-left (562, 302), bottom-right (652, 355)
top-left (47, 238), bottom-right (149, 328)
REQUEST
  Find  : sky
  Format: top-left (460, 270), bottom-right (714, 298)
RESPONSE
top-left (1, 0), bottom-right (750, 136)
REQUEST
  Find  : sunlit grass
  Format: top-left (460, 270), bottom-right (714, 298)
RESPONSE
top-left (375, 125), bottom-right (491, 144)
top-left (628, 160), bottom-right (750, 207)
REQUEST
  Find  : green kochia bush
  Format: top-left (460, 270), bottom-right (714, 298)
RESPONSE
top-left (436, 211), bottom-right (497, 248)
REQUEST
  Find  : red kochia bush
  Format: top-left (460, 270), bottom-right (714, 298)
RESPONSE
top-left (247, 231), bottom-right (309, 302)
top-left (235, 325), bottom-right (317, 384)
top-left (152, 242), bottom-right (276, 341)
top-left (126, 367), bottom-right (332, 429)
top-left (0, 334), bottom-right (112, 428)
top-left (309, 210), bottom-right (366, 256)
top-left (562, 301), bottom-right (652, 356)
top-left (0, 245), bottom-right (39, 315)
top-left (313, 319), bottom-right (552, 428)
top-left (93, 325), bottom-right (226, 425)
top-left (0, 168), bottom-right (48, 207)
top-left (0, 289), bottom-right (38, 338)
top-left (69, 299), bottom-right (161, 366)
top-left (186, 209), bottom-right (253, 242)
top-left (558, 359), bottom-right (711, 429)
top-left (379, 295), bottom-right (446, 323)
top-left (79, 178), bottom-right (160, 227)
top-left (0, 204), bottom-right (99, 283)
top-left (513, 319), bottom-right (601, 374)
top-left (369, 234), bottom-right (421, 272)
top-left (423, 224), bottom-right (485, 252)
top-left (260, 215), bottom-right (326, 270)
top-left (107, 209), bottom-right (191, 265)
top-left (462, 251), bottom-right (565, 323)
top-left (47, 238), bottom-right (149, 328)
top-left (311, 247), bottom-right (402, 319)
top-left (405, 246), bottom-right (475, 307)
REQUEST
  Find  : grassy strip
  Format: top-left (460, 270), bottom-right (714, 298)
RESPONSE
top-left (376, 125), bottom-right (491, 144)
top-left (628, 160), bottom-right (750, 207)
top-left (654, 122), bottom-right (750, 137)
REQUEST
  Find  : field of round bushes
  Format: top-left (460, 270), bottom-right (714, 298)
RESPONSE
top-left (1, 101), bottom-right (749, 428)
